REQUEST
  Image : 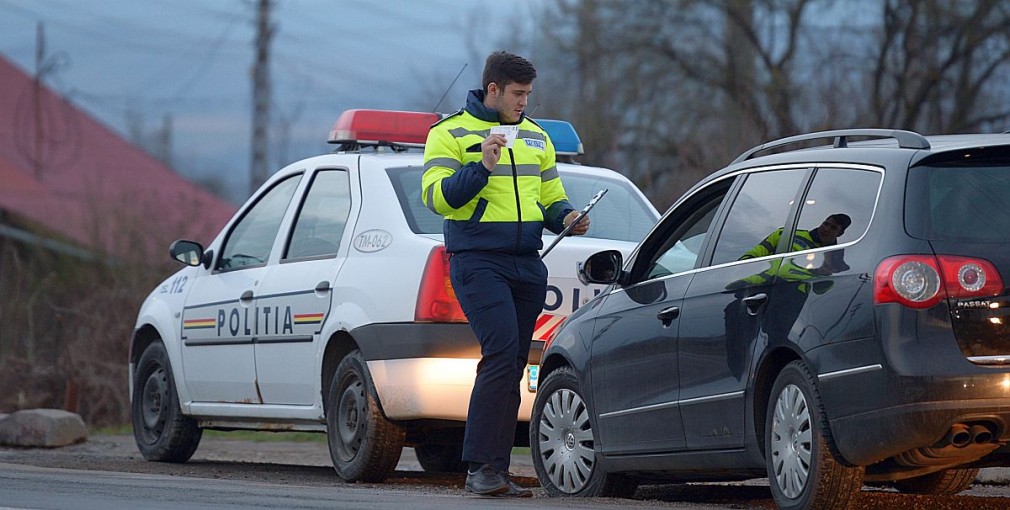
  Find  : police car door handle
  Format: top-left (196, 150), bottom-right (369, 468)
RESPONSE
top-left (743, 293), bottom-right (768, 315)
top-left (315, 281), bottom-right (331, 292)
top-left (657, 306), bottom-right (680, 327)
top-left (240, 290), bottom-right (254, 302)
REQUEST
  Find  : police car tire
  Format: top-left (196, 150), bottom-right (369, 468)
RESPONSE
top-left (765, 361), bottom-right (864, 510)
top-left (530, 366), bottom-right (638, 498)
top-left (892, 467), bottom-right (979, 495)
top-left (415, 443), bottom-right (467, 473)
top-left (131, 341), bottom-right (202, 462)
top-left (326, 349), bottom-right (405, 482)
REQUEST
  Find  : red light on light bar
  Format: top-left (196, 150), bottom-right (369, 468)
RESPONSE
top-left (328, 109), bottom-right (440, 146)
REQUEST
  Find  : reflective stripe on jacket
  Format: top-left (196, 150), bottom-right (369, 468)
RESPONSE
top-left (421, 89), bottom-right (573, 255)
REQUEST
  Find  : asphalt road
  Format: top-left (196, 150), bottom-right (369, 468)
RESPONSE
top-left (1, 434), bottom-right (1009, 509)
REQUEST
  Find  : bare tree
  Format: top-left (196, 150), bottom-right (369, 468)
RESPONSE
top-left (869, 0), bottom-right (1010, 133)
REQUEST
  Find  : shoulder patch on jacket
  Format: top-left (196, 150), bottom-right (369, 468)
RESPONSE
top-left (430, 109), bottom-right (464, 128)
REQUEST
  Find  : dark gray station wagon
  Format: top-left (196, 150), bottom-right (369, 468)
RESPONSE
top-left (530, 129), bottom-right (1010, 510)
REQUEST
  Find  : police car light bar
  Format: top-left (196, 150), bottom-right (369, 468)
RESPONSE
top-left (538, 119), bottom-right (584, 156)
top-left (328, 109), bottom-right (440, 147)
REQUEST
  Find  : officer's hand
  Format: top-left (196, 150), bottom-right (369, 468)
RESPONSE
top-left (564, 211), bottom-right (590, 235)
top-left (482, 134), bottom-right (506, 172)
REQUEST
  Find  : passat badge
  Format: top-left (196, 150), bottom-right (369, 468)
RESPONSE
top-left (353, 230), bottom-right (392, 252)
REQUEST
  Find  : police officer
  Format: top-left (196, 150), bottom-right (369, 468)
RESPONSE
top-left (421, 51), bottom-right (588, 497)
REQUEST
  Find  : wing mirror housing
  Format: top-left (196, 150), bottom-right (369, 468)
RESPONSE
top-left (578, 250), bottom-right (624, 286)
top-left (169, 240), bottom-right (206, 268)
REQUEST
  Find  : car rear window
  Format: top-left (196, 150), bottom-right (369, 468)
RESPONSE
top-left (387, 166), bottom-right (658, 242)
top-left (906, 149), bottom-right (1010, 242)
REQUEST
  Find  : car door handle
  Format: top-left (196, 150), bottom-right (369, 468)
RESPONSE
top-left (240, 290), bottom-right (254, 302)
top-left (315, 281), bottom-right (331, 293)
top-left (743, 293), bottom-right (768, 315)
top-left (657, 306), bottom-right (680, 327)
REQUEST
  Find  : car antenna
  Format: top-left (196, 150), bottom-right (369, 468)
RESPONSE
top-left (432, 63), bottom-right (467, 113)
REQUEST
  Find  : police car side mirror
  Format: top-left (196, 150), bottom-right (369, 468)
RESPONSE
top-left (169, 239), bottom-right (205, 267)
top-left (578, 250), bottom-right (623, 285)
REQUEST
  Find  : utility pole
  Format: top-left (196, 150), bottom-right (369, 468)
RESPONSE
top-left (250, 0), bottom-right (273, 196)
top-left (33, 22), bottom-right (45, 180)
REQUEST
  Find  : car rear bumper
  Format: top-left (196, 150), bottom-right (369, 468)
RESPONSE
top-left (355, 322), bottom-right (542, 421)
top-left (819, 362), bottom-right (1010, 465)
top-left (367, 358), bottom-right (539, 421)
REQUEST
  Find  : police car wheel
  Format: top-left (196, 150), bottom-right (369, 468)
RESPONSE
top-left (131, 341), bottom-right (202, 462)
top-left (415, 442), bottom-right (466, 473)
top-left (326, 349), bottom-right (405, 482)
top-left (766, 361), bottom-right (864, 510)
top-left (530, 366), bottom-right (637, 497)
top-left (892, 467), bottom-right (979, 495)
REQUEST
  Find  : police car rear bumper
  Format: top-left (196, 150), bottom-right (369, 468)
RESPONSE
top-left (355, 323), bottom-right (543, 421)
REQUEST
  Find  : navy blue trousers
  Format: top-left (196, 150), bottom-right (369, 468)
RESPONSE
top-left (449, 251), bottom-right (546, 472)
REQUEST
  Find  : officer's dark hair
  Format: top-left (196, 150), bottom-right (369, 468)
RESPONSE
top-left (482, 51), bottom-right (536, 93)
top-left (828, 213), bottom-right (852, 234)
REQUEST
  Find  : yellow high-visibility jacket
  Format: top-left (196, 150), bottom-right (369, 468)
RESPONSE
top-left (422, 89), bottom-right (573, 255)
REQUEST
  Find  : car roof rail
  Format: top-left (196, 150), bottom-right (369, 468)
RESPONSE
top-left (731, 128), bottom-right (930, 164)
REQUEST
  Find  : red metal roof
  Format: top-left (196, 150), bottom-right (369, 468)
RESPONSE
top-left (0, 55), bottom-right (236, 257)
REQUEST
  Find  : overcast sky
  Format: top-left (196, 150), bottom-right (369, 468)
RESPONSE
top-left (0, 0), bottom-right (543, 203)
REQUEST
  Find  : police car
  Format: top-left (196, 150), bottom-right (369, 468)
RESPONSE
top-left (128, 109), bottom-right (659, 482)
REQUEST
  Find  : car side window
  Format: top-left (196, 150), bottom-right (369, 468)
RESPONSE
top-left (285, 170), bottom-right (351, 260)
top-left (710, 169), bottom-right (807, 266)
top-left (792, 167), bottom-right (880, 251)
top-left (218, 175), bottom-right (301, 270)
top-left (630, 180), bottom-right (731, 283)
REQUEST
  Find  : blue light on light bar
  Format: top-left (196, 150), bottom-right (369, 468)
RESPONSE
top-left (538, 119), bottom-right (584, 156)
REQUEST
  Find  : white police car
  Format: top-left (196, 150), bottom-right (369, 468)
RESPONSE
top-left (128, 109), bottom-right (659, 482)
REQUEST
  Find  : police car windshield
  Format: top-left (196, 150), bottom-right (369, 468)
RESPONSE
top-left (387, 167), bottom-right (658, 242)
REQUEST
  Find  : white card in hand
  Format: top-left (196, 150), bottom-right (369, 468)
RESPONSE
top-left (490, 125), bottom-right (519, 148)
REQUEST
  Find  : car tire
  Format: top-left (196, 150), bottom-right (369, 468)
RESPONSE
top-left (326, 349), bottom-right (405, 482)
top-left (530, 366), bottom-right (637, 498)
top-left (893, 467), bottom-right (979, 495)
top-left (415, 443), bottom-right (467, 473)
top-left (131, 341), bottom-right (202, 462)
top-left (766, 361), bottom-right (864, 510)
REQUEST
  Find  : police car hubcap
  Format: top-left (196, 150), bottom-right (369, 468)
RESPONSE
top-left (336, 376), bottom-right (366, 458)
top-left (141, 368), bottom-right (168, 439)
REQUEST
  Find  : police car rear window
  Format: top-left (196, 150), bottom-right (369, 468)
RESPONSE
top-left (386, 166), bottom-right (657, 242)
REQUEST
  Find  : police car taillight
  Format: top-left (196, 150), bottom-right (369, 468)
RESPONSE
top-left (873, 254), bottom-right (1003, 309)
top-left (416, 246), bottom-right (467, 323)
top-left (328, 109), bottom-right (440, 146)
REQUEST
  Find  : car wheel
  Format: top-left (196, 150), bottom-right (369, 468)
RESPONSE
top-left (415, 443), bottom-right (466, 473)
top-left (766, 361), bottom-right (864, 510)
top-left (131, 341), bottom-right (202, 462)
top-left (326, 349), bottom-right (405, 482)
top-left (893, 467), bottom-right (979, 495)
top-left (531, 366), bottom-right (637, 497)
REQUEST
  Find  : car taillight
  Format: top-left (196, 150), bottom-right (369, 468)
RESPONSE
top-left (415, 246), bottom-right (467, 323)
top-left (873, 255), bottom-right (1003, 309)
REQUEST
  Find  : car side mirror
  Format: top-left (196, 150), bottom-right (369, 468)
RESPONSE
top-left (169, 240), bottom-right (204, 267)
top-left (578, 250), bottom-right (623, 285)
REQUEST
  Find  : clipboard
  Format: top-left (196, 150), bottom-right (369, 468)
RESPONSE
top-left (540, 188), bottom-right (608, 259)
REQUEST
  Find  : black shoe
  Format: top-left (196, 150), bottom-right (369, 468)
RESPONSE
top-left (502, 476), bottom-right (533, 498)
top-left (465, 464), bottom-right (508, 496)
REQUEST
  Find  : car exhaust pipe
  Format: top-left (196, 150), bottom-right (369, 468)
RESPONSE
top-left (945, 423), bottom-right (972, 448)
top-left (970, 423), bottom-right (994, 444)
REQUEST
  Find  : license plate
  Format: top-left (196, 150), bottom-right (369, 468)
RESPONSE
top-left (527, 365), bottom-right (539, 392)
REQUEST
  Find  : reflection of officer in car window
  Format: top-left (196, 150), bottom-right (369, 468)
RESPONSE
top-left (724, 214), bottom-right (852, 378)
top-left (740, 213), bottom-right (851, 261)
